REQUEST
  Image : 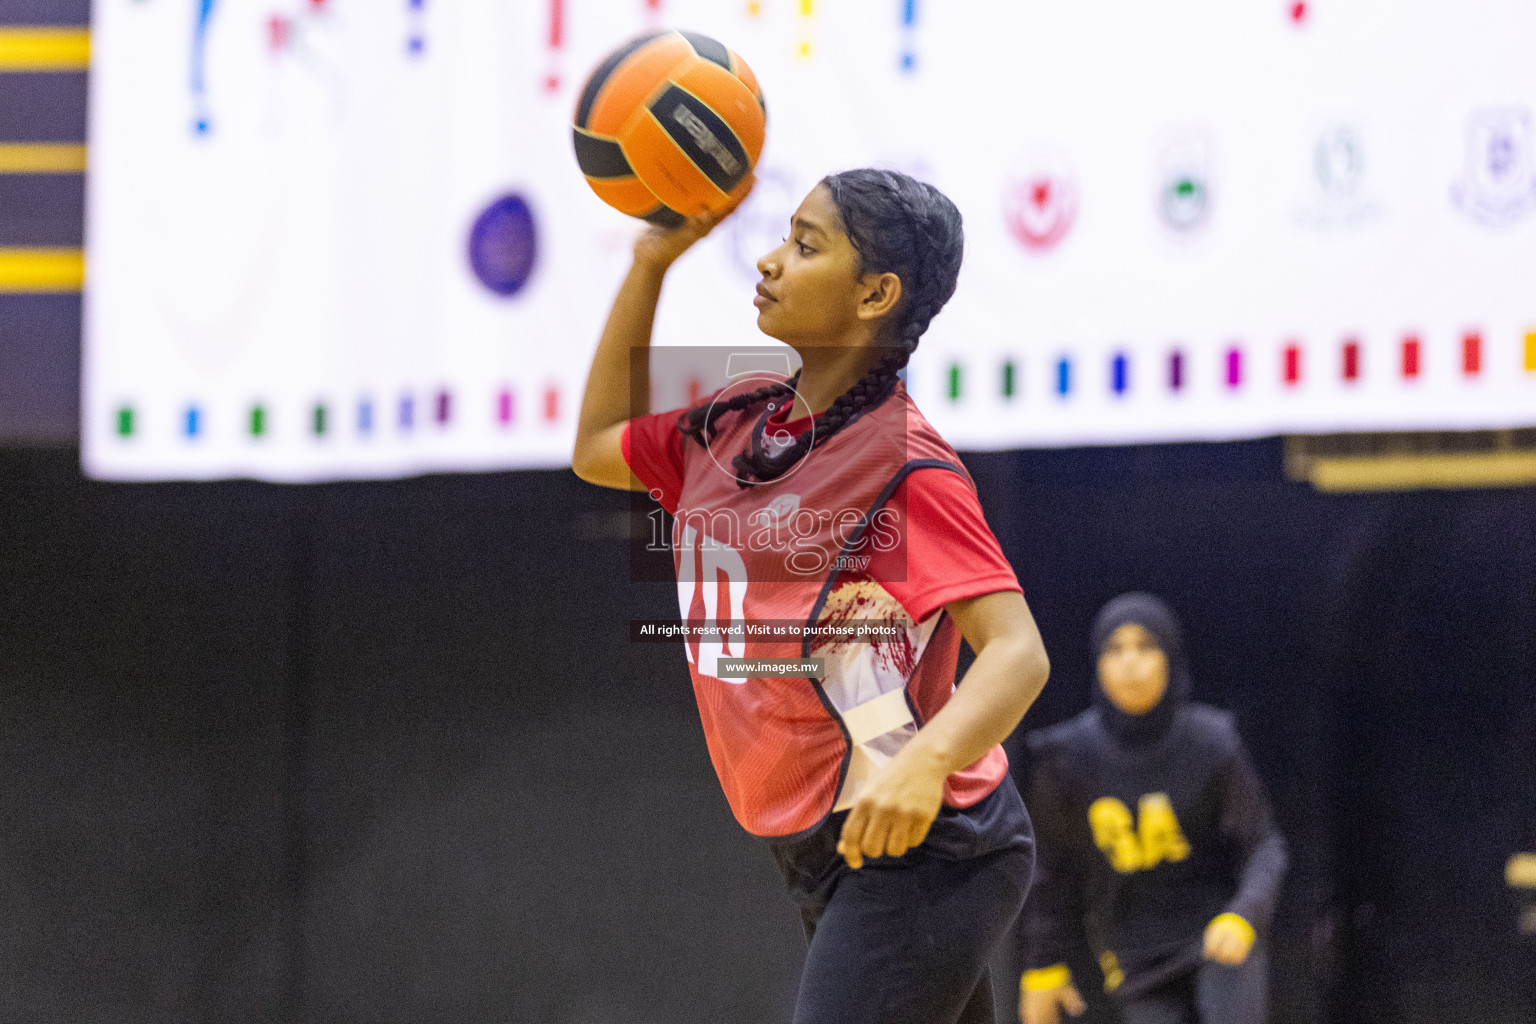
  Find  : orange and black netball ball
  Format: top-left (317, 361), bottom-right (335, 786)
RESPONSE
top-left (572, 30), bottom-right (766, 226)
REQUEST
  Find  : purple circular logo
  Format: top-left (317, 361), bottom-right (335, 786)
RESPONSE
top-left (468, 194), bottom-right (538, 297)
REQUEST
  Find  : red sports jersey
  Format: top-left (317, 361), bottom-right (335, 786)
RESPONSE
top-left (623, 377), bottom-right (1020, 837)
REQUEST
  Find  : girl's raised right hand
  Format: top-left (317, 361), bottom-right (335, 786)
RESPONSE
top-left (633, 174), bottom-right (755, 270)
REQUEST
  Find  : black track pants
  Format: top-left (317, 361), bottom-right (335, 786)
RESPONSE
top-left (792, 847), bottom-right (1032, 1024)
top-left (1119, 948), bottom-right (1269, 1024)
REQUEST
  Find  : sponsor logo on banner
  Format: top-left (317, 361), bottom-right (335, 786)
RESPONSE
top-left (1297, 124), bottom-right (1380, 227)
top-left (1003, 169), bottom-right (1079, 252)
top-left (468, 194), bottom-right (538, 297)
top-left (1156, 135), bottom-right (1213, 235)
top-left (1451, 107), bottom-right (1536, 227)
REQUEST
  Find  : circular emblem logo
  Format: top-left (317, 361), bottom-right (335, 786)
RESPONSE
top-left (1156, 135), bottom-right (1214, 236)
top-left (1160, 173), bottom-right (1209, 232)
top-left (468, 194), bottom-right (539, 297)
top-left (1297, 124), bottom-right (1380, 227)
top-left (1451, 107), bottom-right (1536, 226)
top-left (1315, 126), bottom-right (1364, 198)
top-left (1003, 172), bottom-right (1079, 251)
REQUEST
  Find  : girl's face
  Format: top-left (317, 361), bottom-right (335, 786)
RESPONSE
top-left (1097, 623), bottom-right (1170, 716)
top-left (753, 185), bottom-right (898, 346)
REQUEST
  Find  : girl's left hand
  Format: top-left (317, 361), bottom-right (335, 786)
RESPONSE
top-left (836, 745), bottom-right (947, 868)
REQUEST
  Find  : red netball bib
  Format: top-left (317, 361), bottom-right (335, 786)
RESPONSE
top-left (671, 377), bottom-right (1008, 837)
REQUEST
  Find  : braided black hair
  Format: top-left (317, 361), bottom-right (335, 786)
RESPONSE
top-left (676, 168), bottom-right (965, 487)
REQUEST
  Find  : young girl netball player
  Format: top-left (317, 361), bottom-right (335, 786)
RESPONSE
top-left (1016, 592), bottom-right (1287, 1024)
top-left (572, 168), bottom-right (1052, 1024)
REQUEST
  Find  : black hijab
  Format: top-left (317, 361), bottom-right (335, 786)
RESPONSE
top-left (1090, 592), bottom-right (1192, 746)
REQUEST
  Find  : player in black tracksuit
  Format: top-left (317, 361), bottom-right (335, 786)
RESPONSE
top-left (1015, 593), bottom-right (1287, 1024)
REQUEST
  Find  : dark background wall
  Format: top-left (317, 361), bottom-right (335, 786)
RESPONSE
top-left (3, 441), bottom-right (1534, 1024)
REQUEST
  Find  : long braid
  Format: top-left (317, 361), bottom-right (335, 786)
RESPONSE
top-left (730, 344), bottom-right (914, 486)
top-left (677, 374), bottom-right (798, 450)
top-left (675, 168), bottom-right (965, 487)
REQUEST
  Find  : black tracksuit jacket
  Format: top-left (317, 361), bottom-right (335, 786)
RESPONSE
top-left (1015, 700), bottom-right (1287, 999)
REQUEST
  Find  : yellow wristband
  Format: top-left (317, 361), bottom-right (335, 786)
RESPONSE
top-left (1022, 964), bottom-right (1072, 992)
top-left (1209, 912), bottom-right (1256, 947)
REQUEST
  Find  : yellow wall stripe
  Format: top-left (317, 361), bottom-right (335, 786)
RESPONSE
top-left (1308, 451), bottom-right (1536, 492)
top-left (0, 247), bottom-right (85, 292)
top-left (1525, 330), bottom-right (1536, 372)
top-left (0, 143), bottom-right (87, 173)
top-left (0, 27), bottom-right (91, 71)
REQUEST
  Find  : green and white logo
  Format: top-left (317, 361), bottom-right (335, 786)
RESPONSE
top-left (1156, 135), bottom-right (1213, 235)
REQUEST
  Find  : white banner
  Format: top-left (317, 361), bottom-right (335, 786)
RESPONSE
top-left (83, 0), bottom-right (1536, 480)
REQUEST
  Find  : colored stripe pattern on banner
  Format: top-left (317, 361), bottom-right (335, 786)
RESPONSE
top-left (1283, 344), bottom-right (1301, 385)
top-left (1402, 336), bottom-right (1421, 378)
top-left (109, 385), bottom-right (576, 442)
top-left (974, 327), bottom-right (1535, 403)
top-left (107, 327), bottom-right (1536, 446)
top-left (1343, 340), bottom-right (1360, 382)
top-left (1462, 332), bottom-right (1481, 376)
top-left (1111, 352), bottom-right (1129, 396)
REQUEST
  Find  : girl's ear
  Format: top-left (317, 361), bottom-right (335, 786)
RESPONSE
top-left (855, 271), bottom-right (903, 322)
